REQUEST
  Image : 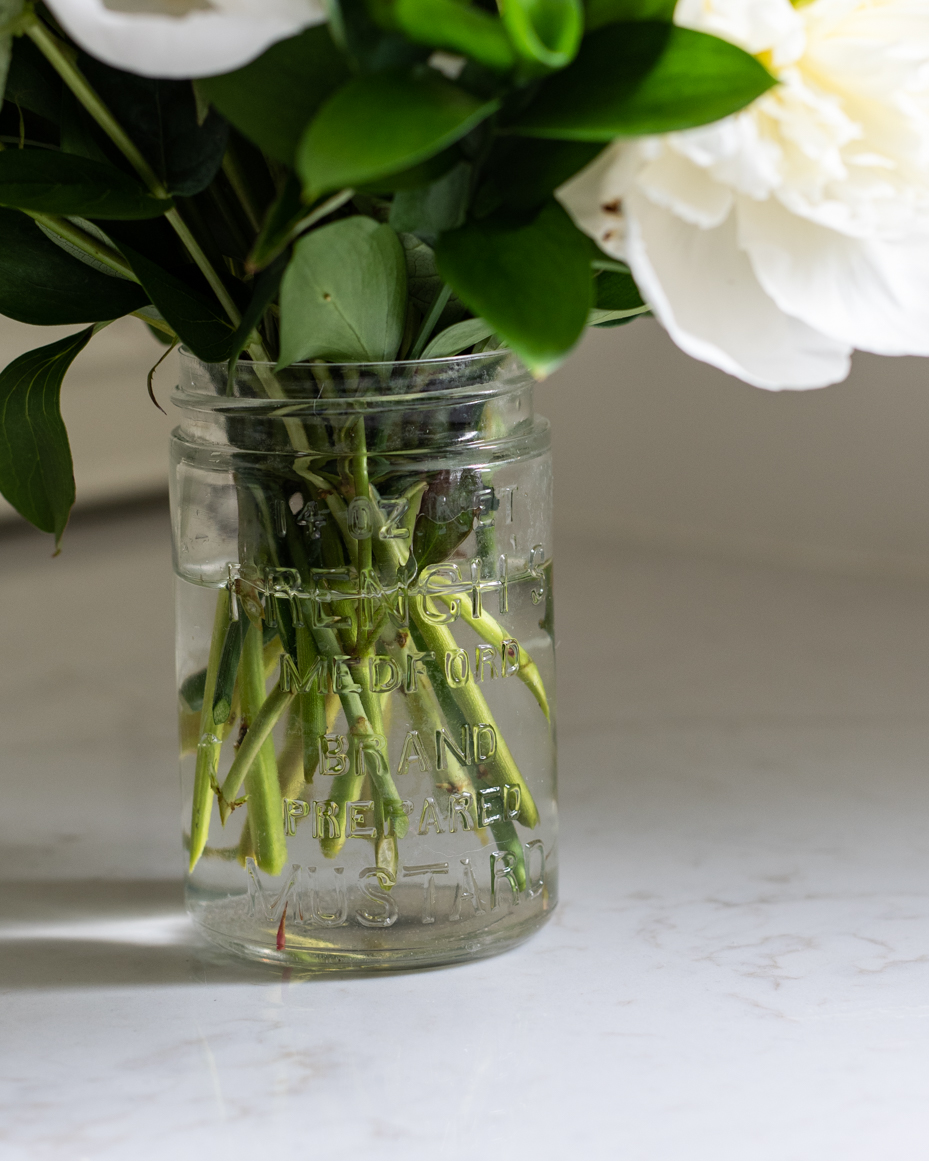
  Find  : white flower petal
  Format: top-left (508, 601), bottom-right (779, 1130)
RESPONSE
top-left (45, 0), bottom-right (326, 78)
top-left (625, 188), bottom-right (852, 390)
top-left (738, 194), bottom-right (929, 355)
top-left (637, 150), bottom-right (734, 228)
top-left (555, 141), bottom-right (644, 261)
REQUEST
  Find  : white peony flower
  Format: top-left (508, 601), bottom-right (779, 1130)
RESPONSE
top-left (558, 0), bottom-right (929, 390)
top-left (44, 0), bottom-right (327, 79)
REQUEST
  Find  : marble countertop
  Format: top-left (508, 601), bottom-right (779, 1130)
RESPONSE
top-left (3, 506), bottom-right (929, 1159)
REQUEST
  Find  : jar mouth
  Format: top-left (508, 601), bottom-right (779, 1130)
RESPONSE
top-left (177, 347), bottom-right (511, 371)
top-left (173, 347), bottom-right (529, 414)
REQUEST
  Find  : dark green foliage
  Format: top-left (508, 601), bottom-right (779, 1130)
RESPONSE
top-left (298, 71), bottom-right (499, 200)
top-left (0, 326), bottom-right (95, 545)
top-left (0, 207), bottom-right (148, 324)
top-left (0, 148), bottom-right (169, 218)
top-left (119, 243), bottom-right (237, 362)
top-left (199, 27), bottom-right (350, 164)
top-left (436, 199), bottom-right (592, 375)
top-left (79, 55), bottom-right (229, 196)
top-left (5, 37), bottom-right (61, 121)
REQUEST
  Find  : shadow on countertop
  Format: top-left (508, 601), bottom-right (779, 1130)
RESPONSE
top-left (0, 879), bottom-right (297, 990)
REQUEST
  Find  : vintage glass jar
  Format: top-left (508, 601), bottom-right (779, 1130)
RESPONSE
top-left (170, 350), bottom-right (557, 969)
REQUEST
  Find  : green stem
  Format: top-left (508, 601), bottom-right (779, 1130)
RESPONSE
top-left (188, 588), bottom-right (231, 871)
top-left (440, 595), bottom-right (551, 720)
top-left (219, 680), bottom-right (294, 809)
top-left (27, 16), bottom-right (245, 331)
top-left (410, 601), bottom-right (540, 828)
top-left (229, 621), bottom-right (288, 874)
top-left (25, 17), bottom-right (167, 196)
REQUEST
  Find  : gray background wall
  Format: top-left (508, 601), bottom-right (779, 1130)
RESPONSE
top-left (3, 315), bottom-right (929, 576)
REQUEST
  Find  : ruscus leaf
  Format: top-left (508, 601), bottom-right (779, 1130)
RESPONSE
top-left (298, 71), bottom-right (499, 201)
top-left (435, 199), bottom-right (592, 376)
top-left (510, 23), bottom-right (776, 140)
top-left (0, 326), bottom-right (96, 544)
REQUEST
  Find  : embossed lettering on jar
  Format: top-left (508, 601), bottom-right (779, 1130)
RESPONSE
top-left (171, 350), bottom-right (557, 969)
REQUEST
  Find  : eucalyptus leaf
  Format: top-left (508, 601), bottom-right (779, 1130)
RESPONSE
top-left (421, 317), bottom-right (495, 358)
top-left (0, 207), bottom-right (148, 324)
top-left (79, 56), bottom-right (229, 197)
top-left (435, 199), bottom-right (592, 376)
top-left (393, 0), bottom-right (516, 71)
top-left (298, 71), bottom-right (499, 201)
top-left (0, 149), bottom-right (169, 219)
top-left (586, 0), bottom-right (676, 32)
top-left (0, 326), bottom-right (96, 545)
top-left (199, 27), bottom-right (350, 164)
top-left (511, 23), bottom-right (776, 140)
top-left (118, 243), bottom-right (238, 362)
top-left (278, 216), bottom-right (408, 367)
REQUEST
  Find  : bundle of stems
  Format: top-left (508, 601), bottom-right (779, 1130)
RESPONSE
top-left (182, 361), bottom-right (553, 887)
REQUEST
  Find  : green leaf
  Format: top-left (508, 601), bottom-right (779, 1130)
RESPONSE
top-left (298, 71), bottom-right (499, 201)
top-left (79, 56), bottom-right (229, 197)
top-left (474, 137), bottom-right (602, 214)
top-left (510, 23), bottom-right (776, 140)
top-left (435, 199), bottom-right (591, 376)
top-left (0, 207), bottom-right (148, 324)
top-left (0, 149), bottom-right (169, 219)
top-left (389, 160), bottom-right (471, 242)
top-left (595, 268), bottom-right (644, 311)
top-left (585, 0), bottom-right (675, 32)
top-left (412, 469), bottom-right (485, 567)
top-left (118, 244), bottom-right (237, 363)
top-left (499, 0), bottom-right (583, 71)
top-left (277, 216), bottom-right (408, 367)
top-left (4, 37), bottom-right (61, 122)
top-left (199, 27), bottom-right (350, 165)
top-left (421, 317), bottom-right (495, 358)
top-left (0, 0), bottom-right (25, 106)
top-left (0, 326), bottom-right (96, 544)
top-left (227, 252), bottom-right (288, 366)
top-left (393, 0), bottom-right (516, 71)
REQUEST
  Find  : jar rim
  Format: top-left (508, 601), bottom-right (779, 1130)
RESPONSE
top-left (173, 346), bottom-right (531, 413)
top-left (176, 346), bottom-right (512, 371)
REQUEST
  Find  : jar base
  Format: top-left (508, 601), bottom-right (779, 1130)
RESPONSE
top-left (190, 892), bottom-right (555, 973)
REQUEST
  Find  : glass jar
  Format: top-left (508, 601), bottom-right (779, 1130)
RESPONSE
top-left (170, 350), bottom-right (556, 970)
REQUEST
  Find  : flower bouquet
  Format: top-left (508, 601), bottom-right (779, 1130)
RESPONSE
top-left (0, 0), bottom-right (926, 966)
